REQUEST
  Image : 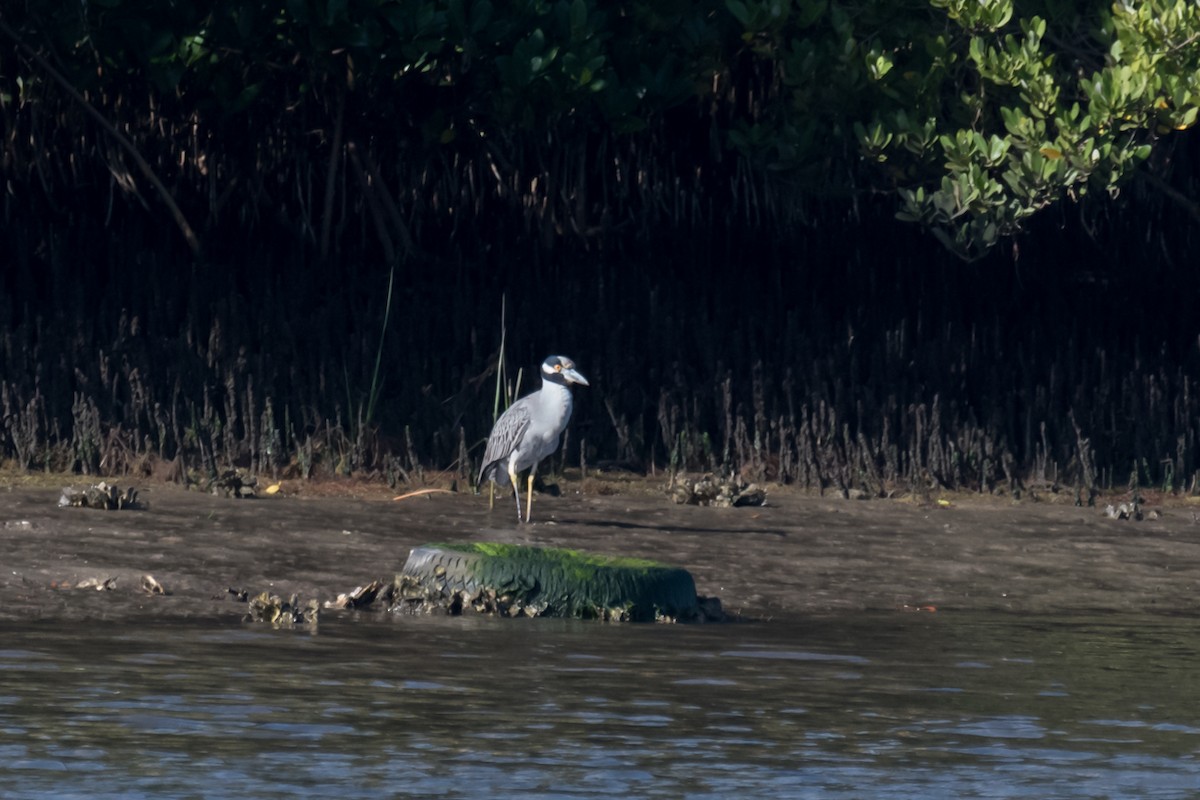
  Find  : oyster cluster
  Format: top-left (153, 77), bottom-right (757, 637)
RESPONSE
top-left (207, 469), bottom-right (258, 498)
top-left (318, 571), bottom-right (725, 623)
top-left (229, 588), bottom-right (319, 626)
top-left (667, 473), bottom-right (766, 507)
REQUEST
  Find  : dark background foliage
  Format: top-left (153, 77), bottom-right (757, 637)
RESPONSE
top-left (1, 0), bottom-right (1198, 496)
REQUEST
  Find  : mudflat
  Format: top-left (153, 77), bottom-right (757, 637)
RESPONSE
top-left (2, 475), bottom-right (1199, 623)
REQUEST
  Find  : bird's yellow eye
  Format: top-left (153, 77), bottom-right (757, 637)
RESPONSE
top-left (554, 363), bottom-right (563, 372)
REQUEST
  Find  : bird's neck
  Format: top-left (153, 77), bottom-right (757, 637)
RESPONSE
top-left (541, 378), bottom-right (574, 405)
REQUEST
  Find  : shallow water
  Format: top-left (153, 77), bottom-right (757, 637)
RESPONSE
top-left (2, 611), bottom-right (1198, 799)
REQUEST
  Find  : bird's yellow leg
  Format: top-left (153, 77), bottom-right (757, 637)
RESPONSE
top-left (508, 465), bottom-right (522, 522)
top-left (488, 481), bottom-right (495, 511)
top-left (526, 473), bottom-right (535, 523)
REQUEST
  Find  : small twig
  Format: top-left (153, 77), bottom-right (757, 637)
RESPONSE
top-left (320, 78), bottom-right (347, 259)
top-left (361, 145), bottom-right (414, 258)
top-left (393, 488), bottom-right (453, 501)
top-left (347, 140), bottom-right (396, 264)
top-left (1137, 169), bottom-right (1200, 226)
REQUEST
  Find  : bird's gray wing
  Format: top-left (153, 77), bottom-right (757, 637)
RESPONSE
top-left (478, 400), bottom-right (533, 482)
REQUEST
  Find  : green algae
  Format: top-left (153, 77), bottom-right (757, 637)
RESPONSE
top-left (433, 541), bottom-right (668, 574)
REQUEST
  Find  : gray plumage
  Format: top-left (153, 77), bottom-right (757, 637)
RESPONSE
top-left (479, 355), bottom-right (588, 522)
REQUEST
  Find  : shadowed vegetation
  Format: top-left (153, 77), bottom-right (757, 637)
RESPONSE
top-left (1, 1), bottom-right (1199, 498)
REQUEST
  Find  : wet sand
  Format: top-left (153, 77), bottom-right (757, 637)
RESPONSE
top-left (3, 474), bottom-right (1199, 622)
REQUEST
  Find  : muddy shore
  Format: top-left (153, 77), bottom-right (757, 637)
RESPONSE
top-left (2, 473), bottom-right (1199, 623)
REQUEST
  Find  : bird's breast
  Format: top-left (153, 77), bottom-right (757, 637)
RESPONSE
top-left (529, 388), bottom-right (573, 455)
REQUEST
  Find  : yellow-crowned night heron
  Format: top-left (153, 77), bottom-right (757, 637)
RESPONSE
top-left (479, 355), bottom-right (589, 523)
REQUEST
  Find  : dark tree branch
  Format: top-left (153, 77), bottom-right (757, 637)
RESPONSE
top-left (0, 15), bottom-right (201, 256)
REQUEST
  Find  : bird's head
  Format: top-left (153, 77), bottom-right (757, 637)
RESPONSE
top-left (542, 355), bottom-right (589, 387)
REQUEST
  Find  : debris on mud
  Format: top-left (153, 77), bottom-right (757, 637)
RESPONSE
top-left (140, 574), bottom-right (168, 595)
top-left (668, 473), bottom-right (766, 508)
top-left (58, 482), bottom-right (141, 510)
top-left (1105, 502), bottom-right (1144, 520)
top-left (73, 576), bottom-right (119, 591)
top-left (325, 580), bottom-right (388, 610)
top-left (1102, 493), bottom-right (1165, 521)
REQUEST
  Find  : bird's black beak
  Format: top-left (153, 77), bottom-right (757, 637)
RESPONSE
top-left (561, 367), bottom-right (589, 386)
